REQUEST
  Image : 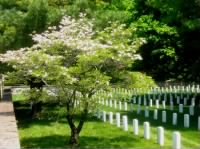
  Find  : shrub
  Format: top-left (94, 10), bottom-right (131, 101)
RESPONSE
top-left (118, 71), bottom-right (157, 89)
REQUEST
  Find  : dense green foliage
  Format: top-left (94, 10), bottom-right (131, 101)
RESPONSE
top-left (1, 0), bottom-right (200, 82)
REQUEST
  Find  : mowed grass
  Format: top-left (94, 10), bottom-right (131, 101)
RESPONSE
top-left (14, 103), bottom-right (161, 148)
top-left (13, 95), bottom-right (200, 148)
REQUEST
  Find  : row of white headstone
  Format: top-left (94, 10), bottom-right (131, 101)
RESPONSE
top-left (100, 98), bottom-right (196, 117)
top-left (98, 111), bottom-right (183, 149)
top-left (99, 109), bottom-right (200, 130)
top-left (100, 97), bottom-right (196, 111)
top-left (109, 84), bottom-right (200, 95)
top-left (100, 99), bottom-right (128, 111)
top-left (100, 98), bottom-right (199, 129)
top-left (133, 99), bottom-right (196, 115)
top-left (132, 95), bottom-right (196, 106)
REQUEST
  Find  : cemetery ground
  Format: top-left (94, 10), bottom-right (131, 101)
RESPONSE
top-left (13, 94), bottom-right (200, 148)
top-left (14, 101), bottom-right (161, 148)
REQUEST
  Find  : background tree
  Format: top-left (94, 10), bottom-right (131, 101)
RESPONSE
top-left (130, 0), bottom-right (200, 82)
top-left (0, 14), bottom-right (147, 146)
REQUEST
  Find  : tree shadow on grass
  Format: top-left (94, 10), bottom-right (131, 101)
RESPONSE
top-left (20, 134), bottom-right (69, 149)
top-left (20, 134), bottom-right (141, 149)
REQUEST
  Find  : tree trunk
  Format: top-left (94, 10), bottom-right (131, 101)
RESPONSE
top-left (69, 128), bottom-right (79, 147)
top-left (30, 101), bottom-right (42, 118)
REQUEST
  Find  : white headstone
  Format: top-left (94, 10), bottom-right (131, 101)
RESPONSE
top-left (179, 104), bottom-right (183, 113)
top-left (172, 113), bottom-right (177, 125)
top-left (137, 105), bottom-right (141, 114)
top-left (109, 112), bottom-right (113, 124)
top-left (103, 111), bottom-right (106, 122)
top-left (116, 113), bottom-right (120, 127)
top-left (145, 107), bottom-right (149, 118)
top-left (162, 111), bottom-right (167, 123)
top-left (191, 98), bottom-right (195, 106)
top-left (184, 114), bottom-right (190, 128)
top-left (156, 100), bottom-right (159, 108)
top-left (149, 99), bottom-right (152, 107)
top-left (132, 119), bottom-right (139, 135)
top-left (124, 102), bottom-right (128, 111)
top-left (119, 101), bottom-right (122, 110)
top-left (198, 116), bottom-right (200, 130)
top-left (189, 105), bottom-right (194, 116)
top-left (144, 122), bottom-right (150, 140)
top-left (154, 109), bottom-right (158, 120)
top-left (157, 127), bottom-right (164, 146)
top-left (123, 115), bottom-right (128, 131)
top-left (162, 100), bottom-right (166, 109)
top-left (172, 131), bottom-right (181, 149)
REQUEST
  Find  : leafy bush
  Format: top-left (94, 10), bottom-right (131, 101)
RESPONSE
top-left (118, 71), bottom-right (157, 89)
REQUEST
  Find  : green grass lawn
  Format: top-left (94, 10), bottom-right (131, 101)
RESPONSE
top-left (13, 94), bottom-right (200, 148)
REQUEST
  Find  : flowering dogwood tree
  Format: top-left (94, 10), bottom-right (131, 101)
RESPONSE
top-left (0, 14), bottom-right (145, 146)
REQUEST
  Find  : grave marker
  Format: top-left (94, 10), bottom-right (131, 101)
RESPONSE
top-left (116, 113), bottom-right (120, 127)
top-left (154, 109), bottom-right (158, 120)
top-left (103, 111), bottom-right (106, 122)
top-left (123, 115), bottom-right (128, 131)
top-left (109, 112), bottom-right (113, 124)
top-left (162, 111), bottom-right (167, 123)
top-left (184, 114), bottom-right (190, 128)
top-left (144, 122), bottom-right (150, 140)
top-left (149, 99), bottom-right (152, 107)
top-left (189, 105), bottom-right (194, 116)
top-left (119, 101), bottom-right (122, 110)
top-left (179, 104), bottom-right (183, 113)
top-left (170, 102), bottom-right (174, 110)
top-left (157, 127), bottom-right (164, 146)
top-left (133, 119), bottom-right (139, 135)
top-left (172, 113), bottom-right (177, 125)
top-left (172, 131), bottom-right (181, 149)
top-left (145, 107), bottom-right (149, 118)
top-left (124, 102), bottom-right (128, 111)
top-left (156, 100), bottom-right (159, 108)
top-left (162, 100), bottom-right (166, 109)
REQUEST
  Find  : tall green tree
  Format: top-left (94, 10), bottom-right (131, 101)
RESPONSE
top-left (130, 0), bottom-right (200, 82)
top-left (24, 0), bottom-right (48, 33)
top-left (0, 14), bottom-right (145, 146)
